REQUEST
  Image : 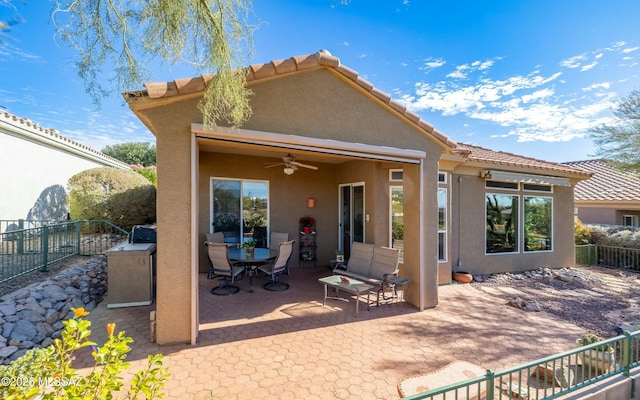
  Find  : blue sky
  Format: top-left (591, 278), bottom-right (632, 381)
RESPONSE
top-left (1, 0), bottom-right (639, 163)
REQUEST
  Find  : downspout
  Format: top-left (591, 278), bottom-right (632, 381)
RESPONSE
top-left (419, 158), bottom-right (426, 311)
top-left (190, 133), bottom-right (198, 345)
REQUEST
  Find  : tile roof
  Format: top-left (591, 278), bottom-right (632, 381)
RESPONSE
top-left (455, 143), bottom-right (591, 177)
top-left (0, 111), bottom-right (129, 169)
top-left (136, 50), bottom-right (457, 149)
top-left (563, 159), bottom-right (640, 201)
top-left (129, 51), bottom-right (589, 178)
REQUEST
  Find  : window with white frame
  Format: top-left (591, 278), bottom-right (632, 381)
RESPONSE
top-left (486, 194), bottom-right (519, 254)
top-left (211, 179), bottom-right (269, 246)
top-left (524, 196), bottom-right (552, 252)
top-left (438, 188), bottom-right (447, 261)
top-left (623, 215), bottom-right (638, 227)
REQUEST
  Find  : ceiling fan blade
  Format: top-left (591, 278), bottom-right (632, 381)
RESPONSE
top-left (264, 163), bottom-right (284, 168)
top-left (290, 161), bottom-right (318, 170)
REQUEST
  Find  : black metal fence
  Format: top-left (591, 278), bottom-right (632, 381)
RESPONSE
top-left (0, 219), bottom-right (128, 284)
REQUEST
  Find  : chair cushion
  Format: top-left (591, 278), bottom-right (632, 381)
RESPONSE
top-left (346, 242), bottom-right (374, 276)
top-left (369, 246), bottom-right (399, 281)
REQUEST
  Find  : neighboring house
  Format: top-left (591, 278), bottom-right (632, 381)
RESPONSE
top-left (564, 159), bottom-right (640, 226)
top-left (0, 111), bottom-right (130, 224)
top-left (123, 50), bottom-right (590, 345)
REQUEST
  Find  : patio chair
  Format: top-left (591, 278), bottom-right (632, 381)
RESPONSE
top-left (269, 231), bottom-right (290, 273)
top-left (205, 231), bottom-right (225, 244)
top-left (258, 240), bottom-right (295, 291)
top-left (206, 242), bottom-right (245, 296)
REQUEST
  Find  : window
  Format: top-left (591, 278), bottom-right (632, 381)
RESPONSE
top-left (524, 196), bottom-right (552, 252)
top-left (390, 186), bottom-right (404, 262)
top-left (523, 183), bottom-right (552, 192)
top-left (389, 169), bottom-right (403, 182)
top-left (486, 180), bottom-right (519, 190)
top-left (486, 194), bottom-right (519, 254)
top-left (623, 215), bottom-right (638, 227)
top-left (438, 172), bottom-right (447, 183)
top-left (438, 188), bottom-right (447, 261)
top-left (211, 179), bottom-right (268, 246)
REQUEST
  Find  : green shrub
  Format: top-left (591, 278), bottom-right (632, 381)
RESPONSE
top-left (0, 307), bottom-right (169, 399)
top-left (131, 165), bottom-right (158, 187)
top-left (68, 167), bottom-right (156, 231)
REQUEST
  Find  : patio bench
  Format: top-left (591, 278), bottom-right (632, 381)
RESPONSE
top-left (332, 242), bottom-right (400, 305)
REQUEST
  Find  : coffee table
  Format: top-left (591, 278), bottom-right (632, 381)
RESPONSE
top-left (318, 275), bottom-right (375, 316)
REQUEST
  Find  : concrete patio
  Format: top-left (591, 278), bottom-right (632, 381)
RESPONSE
top-left (75, 265), bottom-right (585, 399)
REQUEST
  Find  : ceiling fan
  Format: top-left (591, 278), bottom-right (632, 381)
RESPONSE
top-left (265, 154), bottom-right (318, 175)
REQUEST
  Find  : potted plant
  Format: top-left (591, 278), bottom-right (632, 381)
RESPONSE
top-left (242, 238), bottom-right (257, 255)
top-left (576, 334), bottom-right (615, 372)
top-left (335, 250), bottom-right (344, 262)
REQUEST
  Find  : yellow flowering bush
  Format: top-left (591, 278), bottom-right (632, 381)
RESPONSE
top-left (0, 307), bottom-right (169, 399)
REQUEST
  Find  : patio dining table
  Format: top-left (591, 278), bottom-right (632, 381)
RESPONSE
top-left (228, 248), bottom-right (277, 292)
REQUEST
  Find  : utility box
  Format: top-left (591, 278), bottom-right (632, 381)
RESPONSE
top-left (105, 242), bottom-right (156, 308)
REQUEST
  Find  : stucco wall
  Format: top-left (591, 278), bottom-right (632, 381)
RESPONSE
top-left (577, 207), bottom-right (640, 226)
top-left (452, 173), bottom-right (576, 275)
top-left (0, 117), bottom-right (128, 221)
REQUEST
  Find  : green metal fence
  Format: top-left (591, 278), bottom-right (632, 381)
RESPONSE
top-left (403, 330), bottom-right (640, 399)
top-left (576, 244), bottom-right (640, 272)
top-left (0, 219), bottom-right (128, 284)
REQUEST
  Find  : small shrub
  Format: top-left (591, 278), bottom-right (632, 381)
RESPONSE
top-left (68, 167), bottom-right (156, 231)
top-left (0, 307), bottom-right (169, 399)
top-left (574, 219), bottom-right (593, 245)
top-left (577, 334), bottom-right (614, 352)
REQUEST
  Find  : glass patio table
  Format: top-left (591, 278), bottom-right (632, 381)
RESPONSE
top-left (318, 275), bottom-right (375, 316)
top-left (228, 248), bottom-right (277, 292)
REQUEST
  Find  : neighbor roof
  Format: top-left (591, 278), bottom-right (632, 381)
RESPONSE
top-left (455, 143), bottom-right (591, 177)
top-left (563, 159), bottom-right (640, 201)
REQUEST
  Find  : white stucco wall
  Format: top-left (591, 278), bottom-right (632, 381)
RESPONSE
top-left (0, 111), bottom-right (130, 221)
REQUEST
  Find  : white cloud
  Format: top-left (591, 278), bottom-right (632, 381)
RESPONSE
top-left (582, 82), bottom-right (611, 91)
top-left (580, 62), bottom-right (598, 72)
top-left (623, 46), bottom-right (639, 53)
top-left (421, 57), bottom-right (446, 71)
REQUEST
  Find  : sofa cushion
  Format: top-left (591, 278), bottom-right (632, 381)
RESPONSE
top-left (369, 246), bottom-right (399, 281)
top-left (346, 242), bottom-right (375, 276)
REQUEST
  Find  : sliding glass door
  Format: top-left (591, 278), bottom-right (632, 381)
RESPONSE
top-left (211, 179), bottom-right (269, 246)
top-left (339, 183), bottom-right (364, 260)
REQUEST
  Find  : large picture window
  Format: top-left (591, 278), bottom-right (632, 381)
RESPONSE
top-left (486, 194), bottom-right (519, 254)
top-left (524, 196), bottom-right (552, 252)
top-left (211, 179), bottom-right (269, 247)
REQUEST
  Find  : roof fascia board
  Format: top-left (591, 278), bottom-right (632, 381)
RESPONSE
top-left (576, 200), bottom-right (640, 209)
top-left (192, 124), bottom-right (426, 164)
top-left (461, 160), bottom-right (589, 180)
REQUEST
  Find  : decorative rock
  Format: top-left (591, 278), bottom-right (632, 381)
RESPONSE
top-left (0, 257), bottom-right (107, 365)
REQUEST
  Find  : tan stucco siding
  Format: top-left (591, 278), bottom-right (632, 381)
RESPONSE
top-left (452, 174), bottom-right (576, 275)
top-left (136, 101), bottom-right (201, 344)
top-left (244, 69), bottom-right (433, 149)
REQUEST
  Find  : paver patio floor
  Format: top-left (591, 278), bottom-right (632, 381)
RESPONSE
top-left (75, 266), bottom-right (585, 399)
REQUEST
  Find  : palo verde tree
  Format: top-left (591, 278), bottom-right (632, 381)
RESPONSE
top-left (51, 0), bottom-right (255, 127)
top-left (102, 142), bottom-right (156, 166)
top-left (590, 89), bottom-right (640, 171)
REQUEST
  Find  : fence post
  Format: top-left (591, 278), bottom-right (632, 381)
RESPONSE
top-left (18, 219), bottom-right (24, 255)
top-left (76, 221), bottom-right (82, 254)
top-left (485, 369), bottom-right (495, 400)
top-left (41, 225), bottom-right (49, 271)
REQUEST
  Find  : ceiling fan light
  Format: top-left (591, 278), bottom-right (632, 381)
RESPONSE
top-left (283, 167), bottom-right (295, 175)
